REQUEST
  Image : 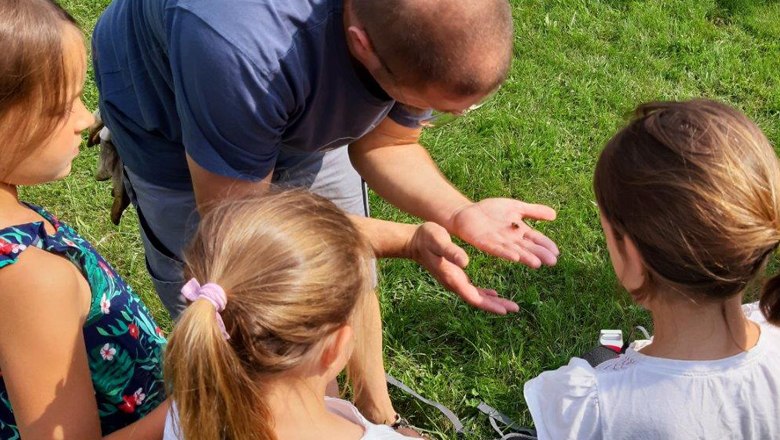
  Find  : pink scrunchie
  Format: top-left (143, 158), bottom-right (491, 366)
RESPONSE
top-left (181, 278), bottom-right (230, 340)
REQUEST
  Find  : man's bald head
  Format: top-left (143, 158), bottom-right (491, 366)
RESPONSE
top-left (351, 0), bottom-right (513, 97)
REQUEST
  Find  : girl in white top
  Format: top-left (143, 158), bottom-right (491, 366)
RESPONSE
top-left (162, 191), bottom-right (416, 440)
top-left (525, 100), bottom-right (780, 440)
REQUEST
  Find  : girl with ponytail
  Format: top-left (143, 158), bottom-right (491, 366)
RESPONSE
top-left (163, 190), bottom-right (416, 440)
top-left (525, 99), bottom-right (780, 439)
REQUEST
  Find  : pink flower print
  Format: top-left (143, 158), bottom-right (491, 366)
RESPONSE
top-left (100, 294), bottom-right (111, 314)
top-left (62, 238), bottom-right (77, 248)
top-left (133, 388), bottom-right (146, 405)
top-left (155, 326), bottom-right (165, 338)
top-left (100, 343), bottom-right (116, 361)
top-left (98, 260), bottom-right (111, 275)
top-left (127, 323), bottom-right (140, 340)
top-left (48, 214), bottom-right (61, 228)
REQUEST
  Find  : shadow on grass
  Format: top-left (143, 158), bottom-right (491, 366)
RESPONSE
top-left (708, 0), bottom-right (780, 25)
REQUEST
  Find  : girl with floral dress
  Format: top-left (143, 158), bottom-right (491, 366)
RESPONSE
top-left (0, 1), bottom-right (167, 438)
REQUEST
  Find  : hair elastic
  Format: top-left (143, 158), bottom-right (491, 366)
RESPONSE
top-left (181, 278), bottom-right (230, 340)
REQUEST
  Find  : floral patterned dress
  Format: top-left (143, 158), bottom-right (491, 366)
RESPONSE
top-left (0, 204), bottom-right (166, 438)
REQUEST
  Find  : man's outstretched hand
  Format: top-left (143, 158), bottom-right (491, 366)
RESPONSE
top-left (406, 222), bottom-right (520, 315)
top-left (448, 198), bottom-right (559, 269)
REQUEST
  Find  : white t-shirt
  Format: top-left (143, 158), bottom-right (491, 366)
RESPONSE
top-left (524, 302), bottom-right (780, 440)
top-left (163, 397), bottom-right (413, 440)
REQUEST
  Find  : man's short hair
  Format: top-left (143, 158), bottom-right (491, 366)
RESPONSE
top-left (352, 0), bottom-right (513, 97)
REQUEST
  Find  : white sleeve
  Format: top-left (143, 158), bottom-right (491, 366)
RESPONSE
top-left (523, 357), bottom-right (602, 440)
top-left (742, 301), bottom-right (766, 323)
top-left (324, 397), bottom-right (414, 439)
top-left (162, 403), bottom-right (184, 440)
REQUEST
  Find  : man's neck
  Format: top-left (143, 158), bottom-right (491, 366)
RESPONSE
top-left (641, 294), bottom-right (760, 361)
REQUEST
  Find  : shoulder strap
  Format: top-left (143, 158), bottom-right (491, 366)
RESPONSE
top-left (0, 223), bottom-right (44, 269)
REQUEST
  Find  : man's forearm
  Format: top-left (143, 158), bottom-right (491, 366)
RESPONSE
top-left (349, 142), bottom-right (470, 230)
top-left (186, 154), bottom-right (273, 214)
top-left (348, 215), bottom-right (418, 259)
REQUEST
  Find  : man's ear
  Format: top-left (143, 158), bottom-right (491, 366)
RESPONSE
top-left (319, 325), bottom-right (354, 373)
top-left (346, 25), bottom-right (382, 71)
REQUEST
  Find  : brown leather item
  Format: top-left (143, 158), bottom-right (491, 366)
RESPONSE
top-left (87, 111), bottom-right (130, 225)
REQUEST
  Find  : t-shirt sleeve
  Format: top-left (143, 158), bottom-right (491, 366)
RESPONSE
top-left (523, 357), bottom-right (602, 440)
top-left (162, 403), bottom-right (183, 440)
top-left (742, 301), bottom-right (765, 323)
top-left (167, 11), bottom-right (290, 180)
top-left (323, 397), bottom-right (415, 439)
top-left (387, 103), bottom-right (433, 128)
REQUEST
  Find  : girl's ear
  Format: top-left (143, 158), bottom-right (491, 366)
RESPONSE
top-left (622, 235), bottom-right (648, 294)
top-left (319, 325), bottom-right (354, 374)
top-left (601, 213), bottom-right (648, 295)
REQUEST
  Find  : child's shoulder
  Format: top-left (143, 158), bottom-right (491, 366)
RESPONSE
top-left (324, 398), bottom-right (418, 439)
top-left (524, 357), bottom-right (600, 399)
top-left (0, 223), bottom-right (43, 269)
top-left (0, 205), bottom-right (91, 315)
top-left (0, 246), bottom-right (92, 356)
top-left (0, 203), bottom-right (85, 301)
top-left (0, 203), bottom-right (63, 267)
top-left (523, 358), bottom-right (602, 440)
top-left (0, 243), bottom-right (89, 313)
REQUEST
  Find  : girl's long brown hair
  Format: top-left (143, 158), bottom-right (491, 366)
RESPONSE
top-left (164, 190), bottom-right (375, 440)
top-left (0, 0), bottom-right (81, 179)
top-left (594, 99), bottom-right (780, 324)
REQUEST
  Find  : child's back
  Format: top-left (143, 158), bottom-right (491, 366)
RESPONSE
top-left (163, 190), bottom-right (415, 440)
top-left (526, 303), bottom-right (780, 439)
top-left (525, 100), bottom-right (780, 439)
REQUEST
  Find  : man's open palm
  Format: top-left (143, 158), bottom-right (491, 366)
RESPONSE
top-left (449, 198), bottom-right (559, 268)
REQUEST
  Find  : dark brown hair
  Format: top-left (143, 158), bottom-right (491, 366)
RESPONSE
top-left (594, 99), bottom-right (780, 324)
top-left (164, 190), bottom-right (375, 440)
top-left (0, 0), bottom-right (81, 178)
top-left (351, 0), bottom-right (513, 96)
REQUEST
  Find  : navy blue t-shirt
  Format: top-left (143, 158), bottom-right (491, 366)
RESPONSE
top-left (93, 0), bottom-right (427, 190)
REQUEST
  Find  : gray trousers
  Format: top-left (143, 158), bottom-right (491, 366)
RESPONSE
top-left (123, 146), bottom-right (368, 319)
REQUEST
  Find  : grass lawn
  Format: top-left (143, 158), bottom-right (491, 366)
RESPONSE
top-left (36, 0), bottom-right (780, 438)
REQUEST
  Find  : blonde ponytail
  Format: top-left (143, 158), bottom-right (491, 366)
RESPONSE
top-left (164, 189), bottom-right (374, 440)
top-left (165, 300), bottom-right (273, 440)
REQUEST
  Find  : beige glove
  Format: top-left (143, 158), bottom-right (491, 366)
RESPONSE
top-left (87, 110), bottom-right (130, 225)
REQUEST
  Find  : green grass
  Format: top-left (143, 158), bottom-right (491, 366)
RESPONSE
top-left (30, 0), bottom-right (780, 438)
